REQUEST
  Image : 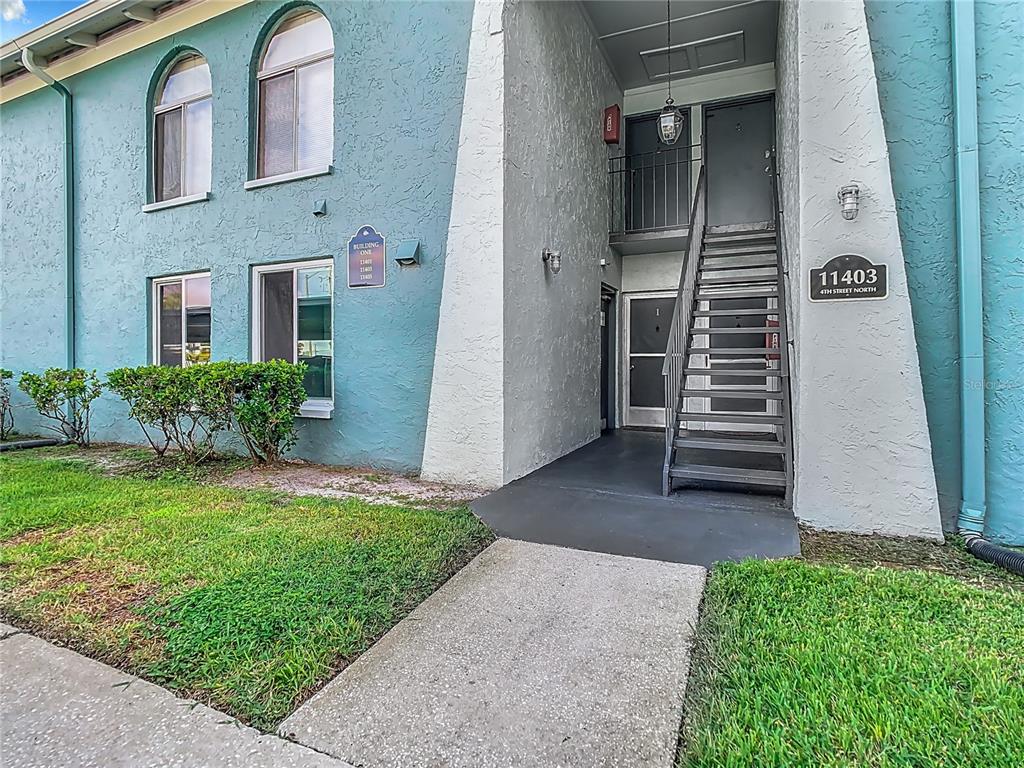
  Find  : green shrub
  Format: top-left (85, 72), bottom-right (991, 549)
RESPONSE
top-left (107, 363), bottom-right (234, 462)
top-left (107, 361), bottom-right (306, 464)
top-left (18, 368), bottom-right (103, 446)
top-left (0, 368), bottom-right (14, 440)
top-left (232, 360), bottom-right (307, 463)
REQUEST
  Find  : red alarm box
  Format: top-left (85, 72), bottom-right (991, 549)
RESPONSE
top-left (603, 104), bottom-right (621, 144)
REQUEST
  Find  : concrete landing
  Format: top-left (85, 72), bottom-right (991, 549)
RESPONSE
top-left (280, 539), bottom-right (706, 768)
top-left (473, 430), bottom-right (800, 566)
top-left (0, 625), bottom-right (349, 768)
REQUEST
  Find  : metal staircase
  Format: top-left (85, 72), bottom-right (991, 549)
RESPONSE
top-left (661, 164), bottom-right (794, 501)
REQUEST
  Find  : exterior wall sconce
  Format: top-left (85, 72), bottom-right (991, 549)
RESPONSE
top-left (838, 184), bottom-right (860, 220)
top-left (395, 239), bottom-right (421, 266)
top-left (542, 248), bottom-right (562, 275)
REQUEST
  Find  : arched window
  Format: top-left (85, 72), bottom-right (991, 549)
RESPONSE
top-left (256, 9), bottom-right (334, 179)
top-left (153, 54), bottom-right (212, 202)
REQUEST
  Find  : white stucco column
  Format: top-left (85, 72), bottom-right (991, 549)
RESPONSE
top-left (421, 1), bottom-right (506, 488)
top-left (779, 0), bottom-right (943, 539)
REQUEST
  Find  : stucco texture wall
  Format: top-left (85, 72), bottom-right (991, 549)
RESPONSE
top-left (775, 0), bottom-right (801, 492)
top-left (501, 0), bottom-right (622, 482)
top-left (866, 0), bottom-right (1023, 544)
top-left (865, 0), bottom-right (960, 532)
top-left (781, 0), bottom-right (943, 539)
top-left (0, 91), bottom-right (67, 435)
top-left (976, 0), bottom-right (1024, 544)
top-left (0, 1), bottom-right (472, 472)
top-left (421, 0), bottom-right (506, 488)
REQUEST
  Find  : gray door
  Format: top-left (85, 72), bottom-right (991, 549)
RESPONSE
top-left (705, 98), bottom-right (774, 226)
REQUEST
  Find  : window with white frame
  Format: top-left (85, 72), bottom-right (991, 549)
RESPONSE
top-left (153, 273), bottom-right (212, 367)
top-left (153, 54), bottom-right (213, 202)
top-left (252, 260), bottom-right (333, 411)
top-left (255, 10), bottom-right (334, 180)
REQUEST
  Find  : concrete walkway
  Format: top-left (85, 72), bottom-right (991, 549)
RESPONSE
top-left (281, 539), bottom-right (706, 768)
top-left (0, 622), bottom-right (350, 768)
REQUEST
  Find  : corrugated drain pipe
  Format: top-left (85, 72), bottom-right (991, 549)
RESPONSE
top-left (20, 48), bottom-right (76, 370)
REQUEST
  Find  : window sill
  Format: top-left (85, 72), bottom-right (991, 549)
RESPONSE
top-left (298, 399), bottom-right (334, 419)
top-left (142, 191), bottom-right (210, 213)
top-left (244, 165), bottom-right (332, 191)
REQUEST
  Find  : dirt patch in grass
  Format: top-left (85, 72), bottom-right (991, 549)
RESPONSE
top-left (8, 558), bottom-right (159, 625)
top-left (800, 527), bottom-right (1024, 591)
top-left (221, 462), bottom-right (484, 510)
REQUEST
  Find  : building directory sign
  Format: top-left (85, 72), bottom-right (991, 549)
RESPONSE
top-left (347, 225), bottom-right (386, 288)
top-left (809, 254), bottom-right (888, 302)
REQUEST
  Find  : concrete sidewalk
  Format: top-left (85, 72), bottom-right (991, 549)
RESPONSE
top-left (281, 539), bottom-right (706, 768)
top-left (0, 622), bottom-right (350, 768)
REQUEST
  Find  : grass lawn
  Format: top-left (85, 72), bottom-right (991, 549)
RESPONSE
top-left (0, 450), bottom-right (492, 730)
top-left (679, 535), bottom-right (1024, 767)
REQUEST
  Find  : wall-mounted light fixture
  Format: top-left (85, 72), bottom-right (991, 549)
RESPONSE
top-left (542, 248), bottom-right (562, 275)
top-left (838, 184), bottom-right (860, 220)
top-left (395, 239), bottom-right (421, 266)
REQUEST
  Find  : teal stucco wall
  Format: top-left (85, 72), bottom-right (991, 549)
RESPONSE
top-left (867, 0), bottom-right (1023, 543)
top-left (0, 1), bottom-right (473, 472)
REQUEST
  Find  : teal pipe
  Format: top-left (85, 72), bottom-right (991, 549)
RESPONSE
top-left (20, 49), bottom-right (76, 370)
top-left (950, 0), bottom-right (986, 534)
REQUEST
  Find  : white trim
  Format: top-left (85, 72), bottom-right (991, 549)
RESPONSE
top-left (151, 271), bottom-right (211, 366)
top-left (622, 290), bottom-right (676, 428)
top-left (142, 190), bottom-right (209, 213)
top-left (244, 164), bottom-right (332, 190)
top-left (250, 257), bottom-right (335, 417)
top-left (252, 10), bottom-right (334, 183)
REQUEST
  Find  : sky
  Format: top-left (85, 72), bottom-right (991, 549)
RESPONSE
top-left (1, 0), bottom-right (85, 43)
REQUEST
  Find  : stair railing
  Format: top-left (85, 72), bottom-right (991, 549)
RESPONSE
top-left (767, 150), bottom-right (796, 504)
top-left (661, 165), bottom-right (707, 496)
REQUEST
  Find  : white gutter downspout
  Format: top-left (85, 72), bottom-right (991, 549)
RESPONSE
top-left (20, 48), bottom-right (76, 369)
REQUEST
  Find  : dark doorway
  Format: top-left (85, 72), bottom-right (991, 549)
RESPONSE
top-left (624, 112), bottom-right (691, 231)
top-left (600, 287), bottom-right (617, 431)
top-left (704, 97), bottom-right (775, 226)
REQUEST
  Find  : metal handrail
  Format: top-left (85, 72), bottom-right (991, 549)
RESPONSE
top-left (661, 165), bottom-right (707, 495)
top-left (608, 144), bottom-right (701, 234)
top-left (767, 150), bottom-right (795, 504)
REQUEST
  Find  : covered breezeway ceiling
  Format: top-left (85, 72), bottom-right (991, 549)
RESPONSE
top-left (581, 0), bottom-right (779, 90)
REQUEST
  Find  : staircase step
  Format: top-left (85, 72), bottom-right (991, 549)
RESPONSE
top-left (680, 388), bottom-right (783, 400)
top-left (678, 411), bottom-right (784, 425)
top-left (693, 308), bottom-right (777, 317)
top-left (684, 367), bottom-right (783, 376)
top-left (698, 273), bottom-right (778, 286)
top-left (687, 346), bottom-right (776, 355)
top-left (702, 246), bottom-right (778, 259)
top-left (696, 288), bottom-right (778, 300)
top-left (703, 230), bottom-right (776, 245)
top-left (690, 326), bottom-right (776, 334)
top-left (668, 464), bottom-right (787, 486)
top-left (674, 436), bottom-right (786, 454)
top-left (699, 255), bottom-right (778, 269)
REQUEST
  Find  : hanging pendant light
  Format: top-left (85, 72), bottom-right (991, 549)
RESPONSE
top-left (658, 0), bottom-right (684, 145)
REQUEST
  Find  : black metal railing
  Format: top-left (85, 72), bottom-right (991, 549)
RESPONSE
top-left (608, 145), bottom-right (698, 235)
top-left (660, 166), bottom-right (706, 496)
